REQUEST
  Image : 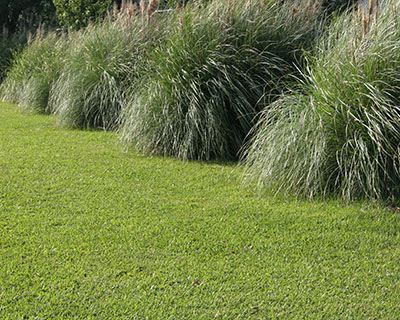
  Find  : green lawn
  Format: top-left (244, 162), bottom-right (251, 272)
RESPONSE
top-left (1, 102), bottom-right (400, 319)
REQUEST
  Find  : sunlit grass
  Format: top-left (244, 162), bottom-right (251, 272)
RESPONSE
top-left (1, 102), bottom-right (400, 318)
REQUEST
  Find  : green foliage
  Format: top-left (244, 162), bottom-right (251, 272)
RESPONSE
top-left (243, 2), bottom-right (400, 202)
top-left (0, 32), bottom-right (67, 113)
top-left (53, 0), bottom-right (112, 30)
top-left (119, 0), bottom-right (322, 160)
top-left (2, 102), bottom-right (400, 318)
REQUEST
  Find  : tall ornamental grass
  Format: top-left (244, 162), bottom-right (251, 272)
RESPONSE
top-left (243, 0), bottom-right (400, 202)
top-left (119, 0), bottom-right (322, 160)
top-left (0, 31), bottom-right (67, 113)
top-left (0, 31), bottom-right (28, 83)
top-left (50, 10), bottom-right (166, 130)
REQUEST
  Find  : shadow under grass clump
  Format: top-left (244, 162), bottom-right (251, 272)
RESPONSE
top-left (0, 32), bottom-right (67, 114)
top-left (243, 0), bottom-right (400, 203)
top-left (119, 0), bottom-right (322, 160)
top-left (50, 13), bottom-right (166, 130)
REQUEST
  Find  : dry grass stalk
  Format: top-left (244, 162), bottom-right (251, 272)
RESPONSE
top-left (352, 5), bottom-right (362, 49)
top-left (140, 0), bottom-right (146, 16)
top-left (357, 1), bottom-right (362, 20)
top-left (113, 2), bottom-right (119, 19)
top-left (27, 31), bottom-right (32, 45)
top-left (362, 10), bottom-right (369, 36)
top-left (128, 4), bottom-right (138, 19)
top-left (359, 0), bottom-right (380, 36)
top-left (121, 0), bottom-right (127, 14)
top-left (2, 24), bottom-right (8, 39)
top-left (368, 0), bottom-right (377, 27)
top-left (368, 0), bottom-right (376, 21)
top-left (226, 0), bottom-right (231, 13)
top-left (114, 0), bottom-right (137, 21)
top-left (300, 0), bottom-right (320, 15)
top-left (35, 24), bottom-right (43, 41)
top-left (178, 14), bottom-right (183, 29)
top-left (374, 0), bottom-right (380, 24)
top-left (67, 26), bottom-right (72, 40)
top-left (176, 0), bottom-right (189, 9)
top-left (368, 0), bottom-right (374, 17)
top-left (147, 0), bottom-right (158, 21)
top-left (352, 4), bottom-right (357, 22)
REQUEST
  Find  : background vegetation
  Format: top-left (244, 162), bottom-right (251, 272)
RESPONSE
top-left (0, 0), bottom-right (56, 33)
top-left (53, 0), bottom-right (112, 30)
top-left (0, 0), bottom-right (56, 82)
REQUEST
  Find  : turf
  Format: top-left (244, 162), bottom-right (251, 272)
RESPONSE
top-left (1, 102), bottom-right (400, 319)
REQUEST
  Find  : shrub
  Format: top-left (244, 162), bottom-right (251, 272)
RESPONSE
top-left (119, 0), bottom-right (322, 160)
top-left (53, 0), bottom-right (112, 30)
top-left (243, 0), bottom-right (400, 202)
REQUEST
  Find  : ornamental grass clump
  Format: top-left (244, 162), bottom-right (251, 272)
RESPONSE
top-left (0, 31), bottom-right (67, 113)
top-left (0, 29), bottom-right (28, 83)
top-left (243, 0), bottom-right (400, 202)
top-left (50, 10), bottom-right (165, 130)
top-left (119, 0), bottom-right (322, 160)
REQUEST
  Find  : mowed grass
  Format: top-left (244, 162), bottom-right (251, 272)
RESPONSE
top-left (1, 102), bottom-right (400, 319)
